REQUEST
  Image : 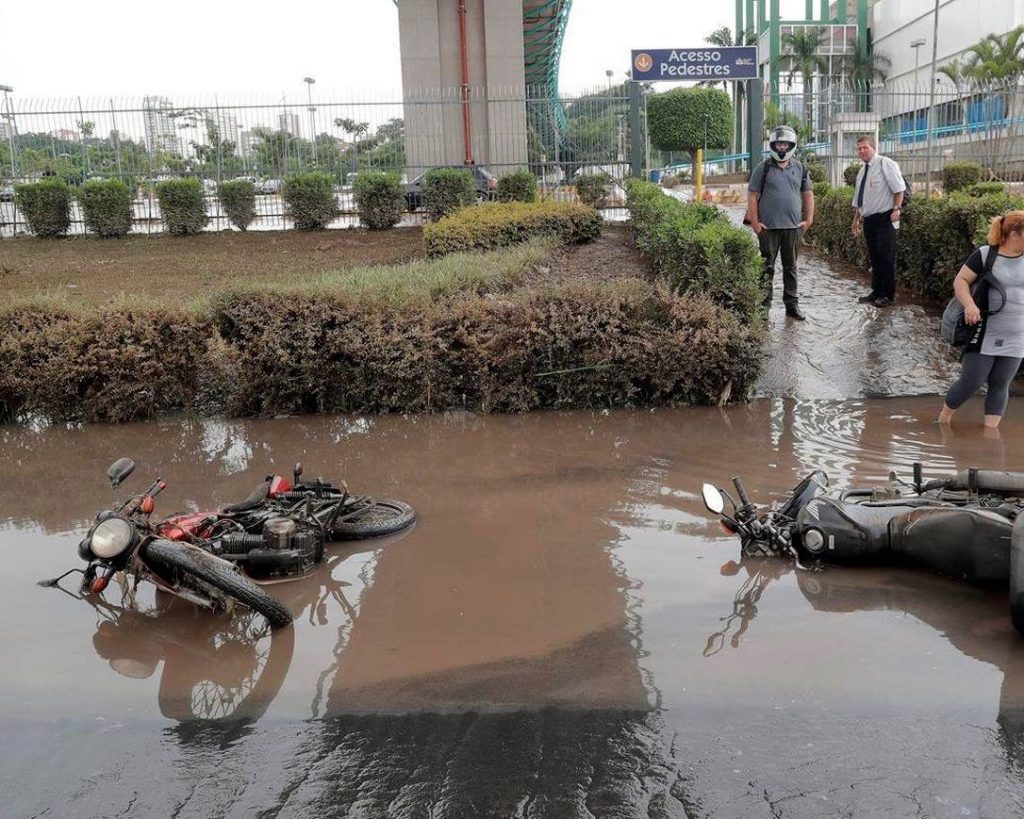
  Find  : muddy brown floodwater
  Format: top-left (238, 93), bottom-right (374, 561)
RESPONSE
top-left (1, 397), bottom-right (1024, 818)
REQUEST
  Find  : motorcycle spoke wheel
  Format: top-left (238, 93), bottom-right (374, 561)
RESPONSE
top-left (330, 498), bottom-right (416, 540)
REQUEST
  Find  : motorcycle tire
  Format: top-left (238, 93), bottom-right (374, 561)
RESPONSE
top-left (1010, 516), bottom-right (1024, 635)
top-left (331, 498), bottom-right (416, 540)
top-left (145, 540), bottom-right (293, 629)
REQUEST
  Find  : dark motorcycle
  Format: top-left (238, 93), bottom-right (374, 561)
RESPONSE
top-left (700, 466), bottom-right (1024, 635)
top-left (41, 458), bottom-right (293, 629)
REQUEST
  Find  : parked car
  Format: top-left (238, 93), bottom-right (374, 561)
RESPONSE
top-left (0, 183), bottom-right (14, 202)
top-left (232, 176), bottom-right (259, 186)
top-left (404, 165), bottom-right (497, 211)
top-left (256, 179), bottom-right (282, 195)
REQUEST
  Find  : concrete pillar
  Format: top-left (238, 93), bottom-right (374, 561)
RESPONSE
top-left (398, 0), bottom-right (528, 178)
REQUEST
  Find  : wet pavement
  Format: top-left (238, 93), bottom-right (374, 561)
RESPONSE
top-left (2, 223), bottom-right (1024, 817)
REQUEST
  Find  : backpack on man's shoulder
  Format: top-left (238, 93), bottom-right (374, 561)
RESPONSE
top-left (901, 175), bottom-right (912, 205)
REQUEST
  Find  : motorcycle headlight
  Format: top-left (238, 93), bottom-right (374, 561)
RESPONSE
top-left (90, 517), bottom-right (136, 559)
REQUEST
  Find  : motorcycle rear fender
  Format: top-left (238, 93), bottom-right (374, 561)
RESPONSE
top-left (890, 506), bottom-right (1011, 586)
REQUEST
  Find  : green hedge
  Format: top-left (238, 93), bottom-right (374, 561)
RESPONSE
top-left (352, 171), bottom-right (404, 230)
top-left (575, 172), bottom-right (612, 208)
top-left (78, 179), bottom-right (133, 237)
top-left (424, 168), bottom-right (476, 221)
top-left (423, 201), bottom-right (601, 256)
top-left (808, 187), bottom-right (1024, 301)
top-left (497, 170), bottom-right (538, 203)
top-left (14, 179), bottom-right (72, 237)
top-left (625, 179), bottom-right (762, 322)
top-left (283, 172), bottom-right (340, 230)
top-left (965, 182), bottom-right (1005, 198)
top-left (942, 161), bottom-right (985, 192)
top-left (843, 162), bottom-right (861, 187)
top-left (156, 178), bottom-right (208, 235)
top-left (218, 180), bottom-right (257, 231)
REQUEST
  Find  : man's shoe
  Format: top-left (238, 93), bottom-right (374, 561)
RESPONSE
top-left (785, 306), bottom-right (806, 321)
top-left (872, 296), bottom-right (893, 307)
top-left (857, 292), bottom-right (877, 303)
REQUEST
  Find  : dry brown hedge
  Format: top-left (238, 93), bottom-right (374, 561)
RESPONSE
top-left (0, 282), bottom-right (761, 423)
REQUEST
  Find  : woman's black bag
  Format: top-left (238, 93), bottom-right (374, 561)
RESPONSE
top-left (940, 245), bottom-right (1003, 349)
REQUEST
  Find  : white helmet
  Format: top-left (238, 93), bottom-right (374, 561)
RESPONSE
top-left (768, 125), bottom-right (798, 162)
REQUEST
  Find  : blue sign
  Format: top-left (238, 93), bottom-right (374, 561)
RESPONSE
top-left (631, 47), bottom-right (758, 82)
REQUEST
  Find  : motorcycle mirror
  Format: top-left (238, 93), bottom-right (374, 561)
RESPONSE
top-left (107, 458), bottom-right (136, 488)
top-left (701, 483), bottom-right (725, 514)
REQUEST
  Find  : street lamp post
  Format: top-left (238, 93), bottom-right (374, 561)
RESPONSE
top-left (605, 69), bottom-right (614, 90)
top-left (303, 77), bottom-right (317, 166)
top-left (0, 84), bottom-right (17, 180)
top-left (910, 38), bottom-right (926, 181)
top-left (925, 0), bottom-right (940, 196)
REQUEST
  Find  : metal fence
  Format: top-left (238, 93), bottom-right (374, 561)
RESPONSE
top-left (0, 86), bottom-right (632, 237)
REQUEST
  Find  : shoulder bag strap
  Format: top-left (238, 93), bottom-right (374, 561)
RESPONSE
top-left (977, 244), bottom-right (1006, 315)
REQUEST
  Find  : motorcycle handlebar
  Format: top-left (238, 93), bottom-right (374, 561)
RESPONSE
top-left (731, 476), bottom-right (753, 509)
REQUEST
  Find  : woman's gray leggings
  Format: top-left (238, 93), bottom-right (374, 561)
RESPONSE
top-left (945, 352), bottom-right (1024, 416)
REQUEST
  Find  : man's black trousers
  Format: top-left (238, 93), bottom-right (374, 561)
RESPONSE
top-left (863, 210), bottom-right (897, 300)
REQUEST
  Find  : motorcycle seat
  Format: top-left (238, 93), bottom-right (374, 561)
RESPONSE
top-left (223, 480), bottom-right (271, 514)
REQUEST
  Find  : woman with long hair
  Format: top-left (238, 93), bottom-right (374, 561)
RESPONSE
top-left (939, 211), bottom-right (1024, 428)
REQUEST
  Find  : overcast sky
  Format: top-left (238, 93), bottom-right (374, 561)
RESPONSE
top-left (0, 0), bottom-right (808, 102)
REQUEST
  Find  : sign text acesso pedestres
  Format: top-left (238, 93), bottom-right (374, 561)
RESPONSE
top-left (630, 47), bottom-right (758, 82)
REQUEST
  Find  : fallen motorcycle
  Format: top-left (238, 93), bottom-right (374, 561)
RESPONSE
top-left (699, 465), bottom-right (1024, 635)
top-left (41, 458), bottom-right (293, 628)
top-left (155, 462), bottom-right (416, 581)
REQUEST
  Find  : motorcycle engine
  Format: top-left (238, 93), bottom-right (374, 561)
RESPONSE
top-left (217, 517), bottom-right (323, 580)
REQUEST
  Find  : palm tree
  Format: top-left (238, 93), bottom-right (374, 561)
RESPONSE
top-left (777, 27), bottom-right (829, 134)
top-left (844, 43), bottom-right (891, 112)
top-left (937, 58), bottom-right (970, 94)
top-left (965, 26), bottom-right (1024, 84)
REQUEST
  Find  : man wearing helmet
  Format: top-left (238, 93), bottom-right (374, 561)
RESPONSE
top-left (746, 124), bottom-right (815, 321)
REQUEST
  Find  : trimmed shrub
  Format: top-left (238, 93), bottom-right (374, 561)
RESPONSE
top-left (812, 180), bottom-right (831, 200)
top-left (575, 172), bottom-right (612, 208)
top-left (14, 179), bottom-right (72, 237)
top-left (218, 179), bottom-right (257, 231)
top-left (0, 304), bottom-right (209, 422)
top-left (843, 162), bottom-right (861, 187)
top-left (283, 172), bottom-right (340, 230)
top-left (965, 182), bottom-right (1005, 198)
top-left (497, 170), bottom-right (538, 203)
top-left (942, 161), bottom-right (984, 193)
top-left (156, 178), bottom-right (208, 235)
top-left (78, 179), bottom-right (133, 237)
top-left (807, 186), bottom-right (1024, 301)
top-left (625, 179), bottom-right (762, 322)
top-left (423, 201), bottom-right (602, 256)
top-left (805, 160), bottom-right (828, 183)
top-left (352, 171), bottom-right (404, 230)
top-left (424, 168), bottom-right (475, 221)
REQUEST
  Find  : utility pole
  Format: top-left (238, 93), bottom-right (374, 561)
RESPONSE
top-left (924, 0), bottom-right (939, 196)
top-left (304, 77), bottom-right (317, 166)
top-left (911, 38), bottom-right (926, 181)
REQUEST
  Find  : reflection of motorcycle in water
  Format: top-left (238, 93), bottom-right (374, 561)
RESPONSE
top-left (42, 458), bottom-right (293, 628)
top-left (84, 591), bottom-right (295, 722)
top-left (700, 466), bottom-right (1024, 635)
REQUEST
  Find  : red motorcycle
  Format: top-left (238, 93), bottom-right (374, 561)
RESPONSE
top-left (41, 458), bottom-right (293, 629)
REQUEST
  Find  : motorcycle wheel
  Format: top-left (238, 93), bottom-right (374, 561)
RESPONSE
top-left (1010, 516), bottom-right (1024, 635)
top-left (331, 498), bottom-right (416, 540)
top-left (145, 540), bottom-right (293, 629)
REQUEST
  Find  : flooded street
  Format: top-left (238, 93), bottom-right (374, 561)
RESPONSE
top-left (2, 226), bottom-right (1024, 817)
top-left (2, 397), bottom-right (1024, 817)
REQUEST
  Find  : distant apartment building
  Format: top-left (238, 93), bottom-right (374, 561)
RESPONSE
top-left (50, 128), bottom-right (81, 143)
top-left (0, 120), bottom-right (9, 141)
top-left (277, 111), bottom-right (301, 137)
top-left (143, 96), bottom-right (180, 155)
top-left (212, 111), bottom-right (240, 146)
top-left (238, 129), bottom-right (261, 158)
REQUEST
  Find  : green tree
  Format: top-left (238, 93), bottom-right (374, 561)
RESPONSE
top-left (647, 86), bottom-right (733, 167)
top-left (776, 26), bottom-right (829, 133)
top-left (965, 25), bottom-right (1024, 83)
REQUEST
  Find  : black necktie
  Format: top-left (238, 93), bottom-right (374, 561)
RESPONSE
top-left (856, 162), bottom-right (869, 209)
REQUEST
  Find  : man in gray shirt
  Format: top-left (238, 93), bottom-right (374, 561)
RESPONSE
top-left (747, 125), bottom-right (815, 320)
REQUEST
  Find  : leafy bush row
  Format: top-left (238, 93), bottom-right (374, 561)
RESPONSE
top-left (0, 283), bottom-right (762, 423)
top-left (808, 186), bottom-right (1024, 301)
top-left (625, 179), bottom-right (763, 323)
top-left (423, 201), bottom-right (602, 257)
